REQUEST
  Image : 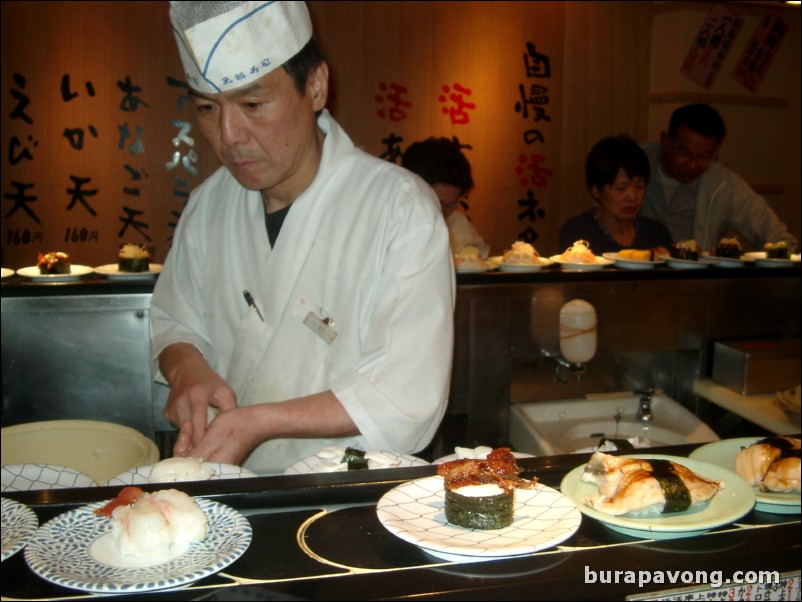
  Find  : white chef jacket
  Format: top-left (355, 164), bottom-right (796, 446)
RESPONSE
top-left (151, 110), bottom-right (456, 474)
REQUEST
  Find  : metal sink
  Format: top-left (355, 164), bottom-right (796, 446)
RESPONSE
top-left (509, 391), bottom-right (720, 456)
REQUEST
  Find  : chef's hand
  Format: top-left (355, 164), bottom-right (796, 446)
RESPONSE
top-left (185, 406), bottom-right (263, 466)
top-left (159, 343), bottom-right (237, 454)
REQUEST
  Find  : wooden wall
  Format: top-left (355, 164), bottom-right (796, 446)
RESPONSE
top-left (1, 1), bottom-right (798, 270)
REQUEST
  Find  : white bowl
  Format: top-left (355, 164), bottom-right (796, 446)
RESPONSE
top-left (1, 420), bottom-right (159, 484)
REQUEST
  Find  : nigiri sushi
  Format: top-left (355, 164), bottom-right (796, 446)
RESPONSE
top-left (581, 452), bottom-right (723, 516)
top-left (734, 436), bottom-right (801, 493)
top-left (102, 488), bottom-right (208, 562)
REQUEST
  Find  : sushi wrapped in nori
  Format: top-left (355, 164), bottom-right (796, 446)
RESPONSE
top-left (764, 241), bottom-right (790, 259)
top-left (118, 243), bottom-right (150, 272)
top-left (341, 447), bottom-right (369, 470)
top-left (437, 447), bottom-right (537, 530)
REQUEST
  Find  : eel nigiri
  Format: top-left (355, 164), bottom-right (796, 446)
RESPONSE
top-left (581, 452), bottom-right (723, 516)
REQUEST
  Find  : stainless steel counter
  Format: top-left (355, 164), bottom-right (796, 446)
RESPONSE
top-left (2, 266), bottom-right (801, 459)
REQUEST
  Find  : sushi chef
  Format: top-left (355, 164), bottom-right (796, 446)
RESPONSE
top-left (151, 1), bottom-right (455, 474)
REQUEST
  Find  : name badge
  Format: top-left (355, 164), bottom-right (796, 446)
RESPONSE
top-left (303, 311), bottom-right (337, 344)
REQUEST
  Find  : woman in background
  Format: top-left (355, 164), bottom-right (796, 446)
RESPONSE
top-left (403, 137), bottom-right (491, 258)
top-left (559, 135), bottom-right (672, 255)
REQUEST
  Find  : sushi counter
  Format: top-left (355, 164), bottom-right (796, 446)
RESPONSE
top-left (1, 443), bottom-right (800, 601)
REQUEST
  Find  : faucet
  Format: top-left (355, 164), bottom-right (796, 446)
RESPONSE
top-left (547, 352), bottom-right (586, 384)
top-left (636, 388), bottom-right (654, 424)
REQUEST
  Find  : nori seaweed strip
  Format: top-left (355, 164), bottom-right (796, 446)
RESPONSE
top-left (444, 489), bottom-right (514, 529)
top-left (650, 459), bottom-right (692, 513)
top-left (758, 437), bottom-right (802, 460)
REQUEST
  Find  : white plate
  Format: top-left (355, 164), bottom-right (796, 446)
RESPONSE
top-left (602, 252), bottom-right (665, 270)
top-left (24, 497), bottom-right (251, 594)
top-left (689, 438), bottom-right (801, 514)
top-left (2, 498), bottom-right (38, 561)
top-left (701, 252), bottom-right (752, 268)
top-left (106, 462), bottom-right (258, 486)
top-left (94, 264), bottom-right (163, 280)
top-left (549, 256), bottom-right (613, 271)
top-left (285, 449), bottom-right (428, 475)
top-left (15, 265), bottom-right (94, 282)
top-left (658, 255), bottom-right (718, 270)
top-left (376, 475), bottom-right (581, 561)
top-left (1, 267), bottom-right (14, 279)
top-left (560, 454), bottom-right (755, 540)
top-left (497, 257), bottom-right (554, 272)
top-left (743, 251), bottom-right (801, 268)
top-left (2, 464), bottom-right (96, 492)
top-left (455, 264), bottom-right (496, 273)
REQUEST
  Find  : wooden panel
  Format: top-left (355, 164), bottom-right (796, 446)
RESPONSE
top-left (1, 1), bottom-right (219, 268)
top-left (2, 2), bottom-right (797, 271)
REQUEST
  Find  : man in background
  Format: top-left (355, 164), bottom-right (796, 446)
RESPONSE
top-left (640, 103), bottom-right (797, 252)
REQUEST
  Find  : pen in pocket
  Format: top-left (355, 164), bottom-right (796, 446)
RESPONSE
top-left (242, 290), bottom-right (264, 321)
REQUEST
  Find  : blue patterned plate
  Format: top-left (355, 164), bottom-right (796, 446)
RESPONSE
top-left (2, 464), bottom-right (96, 492)
top-left (2, 498), bottom-right (39, 561)
top-left (24, 497), bottom-right (251, 593)
top-left (376, 476), bottom-right (581, 561)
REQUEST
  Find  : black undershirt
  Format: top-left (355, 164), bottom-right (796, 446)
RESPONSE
top-left (265, 204), bottom-right (292, 248)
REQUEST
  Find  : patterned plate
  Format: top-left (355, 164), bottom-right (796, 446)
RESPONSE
top-left (376, 476), bottom-right (581, 561)
top-left (2, 464), bottom-right (96, 492)
top-left (2, 498), bottom-right (39, 561)
top-left (24, 497), bottom-right (251, 593)
top-left (285, 448), bottom-right (429, 475)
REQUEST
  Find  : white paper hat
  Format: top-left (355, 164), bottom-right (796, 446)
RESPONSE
top-left (170, 1), bottom-right (313, 94)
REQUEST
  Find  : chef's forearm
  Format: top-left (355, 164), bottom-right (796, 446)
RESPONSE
top-left (253, 390), bottom-right (360, 440)
top-left (158, 342), bottom-right (207, 386)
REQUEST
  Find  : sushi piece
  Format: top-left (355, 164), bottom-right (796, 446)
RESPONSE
top-left (734, 436), bottom-right (800, 493)
top-left (764, 241), bottom-right (790, 259)
top-left (581, 452), bottom-right (723, 516)
top-left (341, 447), bottom-right (369, 470)
top-left (437, 447), bottom-right (537, 529)
top-left (148, 457), bottom-right (215, 483)
top-left (560, 240), bottom-right (596, 263)
top-left (669, 240), bottom-right (700, 261)
top-left (118, 243), bottom-right (150, 272)
top-left (36, 251), bottom-right (71, 274)
top-left (502, 241), bottom-right (540, 265)
top-left (98, 487), bottom-right (208, 562)
top-left (618, 249), bottom-right (654, 261)
top-left (714, 237), bottom-right (742, 258)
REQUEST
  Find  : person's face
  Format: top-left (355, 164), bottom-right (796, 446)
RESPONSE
top-left (190, 63), bottom-right (329, 201)
top-left (592, 168), bottom-right (646, 222)
top-left (432, 183), bottom-right (462, 219)
top-left (659, 124), bottom-right (720, 183)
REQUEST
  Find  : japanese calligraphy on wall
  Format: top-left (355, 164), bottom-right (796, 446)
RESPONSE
top-left (1, 2), bottom-right (213, 270)
top-left (732, 14), bottom-right (789, 93)
top-left (323, 1), bottom-right (563, 256)
top-left (681, 3), bottom-right (743, 90)
top-left (513, 42), bottom-right (552, 245)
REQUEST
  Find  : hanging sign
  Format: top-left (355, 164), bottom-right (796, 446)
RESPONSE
top-left (680, 4), bottom-right (743, 89)
top-left (731, 14), bottom-right (789, 93)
